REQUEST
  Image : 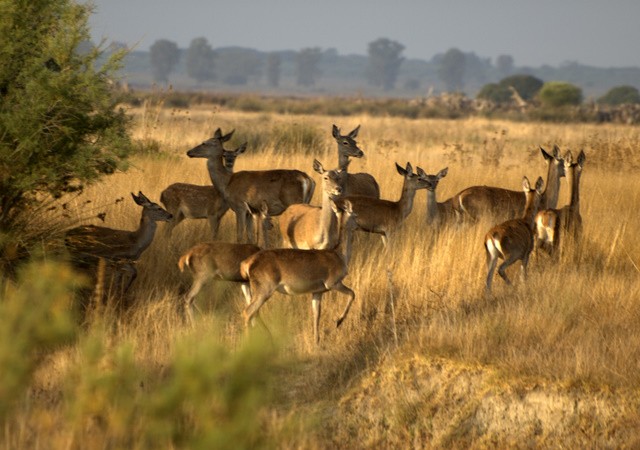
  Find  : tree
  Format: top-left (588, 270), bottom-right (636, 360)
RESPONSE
top-left (149, 39), bottom-right (180, 83)
top-left (438, 48), bottom-right (466, 92)
top-left (296, 48), bottom-right (322, 87)
top-left (185, 37), bottom-right (215, 83)
top-left (0, 0), bottom-right (131, 258)
top-left (598, 85), bottom-right (640, 105)
top-left (366, 38), bottom-right (405, 91)
top-left (477, 83), bottom-right (512, 103)
top-left (266, 53), bottom-right (281, 88)
top-left (216, 48), bottom-right (262, 85)
top-left (495, 54), bottom-right (514, 77)
top-left (499, 74), bottom-right (543, 101)
top-left (538, 81), bottom-right (583, 107)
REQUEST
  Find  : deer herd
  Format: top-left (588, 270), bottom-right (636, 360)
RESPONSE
top-left (64, 124), bottom-right (586, 344)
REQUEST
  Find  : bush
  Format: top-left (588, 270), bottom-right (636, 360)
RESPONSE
top-left (477, 83), bottom-right (512, 103)
top-left (499, 74), bottom-right (544, 100)
top-left (598, 85), bottom-right (640, 105)
top-left (538, 81), bottom-right (583, 107)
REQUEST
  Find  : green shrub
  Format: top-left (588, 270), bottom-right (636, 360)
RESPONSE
top-left (538, 81), bottom-right (583, 107)
top-left (499, 74), bottom-right (544, 100)
top-left (598, 85), bottom-right (640, 105)
top-left (477, 83), bottom-right (512, 103)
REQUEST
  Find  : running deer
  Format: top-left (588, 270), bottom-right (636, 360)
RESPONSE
top-left (337, 162), bottom-right (430, 246)
top-left (535, 150), bottom-right (586, 255)
top-left (485, 176), bottom-right (544, 293)
top-left (178, 201), bottom-right (273, 324)
top-left (160, 140), bottom-right (239, 239)
top-left (65, 192), bottom-right (172, 293)
top-left (332, 124), bottom-right (380, 198)
top-left (453, 146), bottom-right (564, 221)
top-left (279, 159), bottom-right (347, 249)
top-left (416, 166), bottom-right (459, 227)
top-left (187, 129), bottom-right (315, 243)
top-left (240, 199), bottom-right (358, 344)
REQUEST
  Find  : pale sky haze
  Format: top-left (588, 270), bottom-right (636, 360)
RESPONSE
top-left (88, 0), bottom-right (640, 68)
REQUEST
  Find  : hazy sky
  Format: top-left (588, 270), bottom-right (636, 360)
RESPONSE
top-left (88, 0), bottom-right (640, 68)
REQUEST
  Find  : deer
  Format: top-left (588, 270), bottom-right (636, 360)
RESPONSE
top-left (332, 124), bottom-right (380, 198)
top-left (336, 162), bottom-right (431, 246)
top-left (240, 199), bottom-right (358, 344)
top-left (187, 128), bottom-right (316, 243)
top-left (177, 201), bottom-right (273, 325)
top-left (416, 166), bottom-right (459, 227)
top-left (279, 159), bottom-right (347, 249)
top-left (452, 146), bottom-right (564, 222)
top-left (534, 150), bottom-right (586, 256)
top-left (65, 192), bottom-right (172, 294)
top-left (160, 139), bottom-right (239, 239)
top-left (484, 176), bottom-right (544, 293)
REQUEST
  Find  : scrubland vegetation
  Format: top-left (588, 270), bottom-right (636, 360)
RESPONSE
top-left (3, 101), bottom-right (640, 447)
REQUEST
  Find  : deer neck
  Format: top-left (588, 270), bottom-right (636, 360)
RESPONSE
top-left (425, 189), bottom-right (438, 224)
top-left (336, 220), bottom-right (355, 267)
top-left (131, 212), bottom-right (159, 259)
top-left (338, 152), bottom-right (350, 171)
top-left (397, 180), bottom-right (419, 220)
top-left (318, 191), bottom-right (340, 248)
top-left (206, 157), bottom-right (232, 199)
top-left (521, 194), bottom-right (540, 230)
top-left (567, 167), bottom-right (581, 215)
top-left (542, 159), bottom-right (562, 209)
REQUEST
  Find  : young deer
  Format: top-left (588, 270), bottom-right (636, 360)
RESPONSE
top-left (453, 146), bottom-right (564, 221)
top-left (240, 200), bottom-right (358, 344)
top-left (160, 142), bottom-right (238, 239)
top-left (337, 162), bottom-right (430, 246)
top-left (485, 176), bottom-right (544, 293)
top-left (65, 192), bottom-right (172, 293)
top-left (535, 150), bottom-right (586, 256)
top-left (332, 124), bottom-right (380, 198)
top-left (279, 159), bottom-right (347, 249)
top-left (178, 201), bottom-right (273, 324)
top-left (416, 166), bottom-right (459, 227)
top-left (187, 129), bottom-right (315, 243)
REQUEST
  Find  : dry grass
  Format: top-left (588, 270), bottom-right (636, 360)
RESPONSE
top-left (5, 103), bottom-right (640, 447)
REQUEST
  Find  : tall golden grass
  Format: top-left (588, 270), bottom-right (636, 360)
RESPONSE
top-left (4, 102), bottom-right (640, 447)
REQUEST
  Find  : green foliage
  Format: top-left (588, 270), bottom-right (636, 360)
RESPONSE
top-left (499, 74), bottom-right (544, 100)
top-left (0, 261), bottom-right (78, 422)
top-left (438, 48), bottom-right (466, 92)
top-left (296, 47), bottom-right (323, 87)
top-left (0, 0), bottom-right (131, 242)
top-left (538, 81), bottom-right (583, 107)
top-left (476, 83), bottom-right (512, 103)
top-left (149, 39), bottom-right (180, 83)
top-left (598, 85), bottom-right (640, 105)
top-left (186, 37), bottom-right (215, 83)
top-left (366, 38), bottom-right (406, 91)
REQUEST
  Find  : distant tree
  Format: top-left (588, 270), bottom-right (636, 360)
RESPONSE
top-left (477, 83), bottom-right (512, 103)
top-left (185, 37), bottom-right (215, 83)
top-left (366, 38), bottom-right (405, 91)
top-left (495, 54), bottom-right (514, 77)
top-left (216, 48), bottom-right (262, 85)
top-left (296, 47), bottom-right (322, 87)
top-left (149, 39), bottom-right (180, 83)
top-left (266, 53), bottom-right (281, 87)
top-left (538, 81), bottom-right (583, 107)
top-left (438, 48), bottom-right (466, 92)
top-left (499, 74), bottom-right (543, 100)
top-left (598, 85), bottom-right (640, 105)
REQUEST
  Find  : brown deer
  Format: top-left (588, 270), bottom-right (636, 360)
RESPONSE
top-left (416, 166), bottom-right (459, 227)
top-left (279, 159), bottom-right (347, 249)
top-left (485, 176), bottom-right (544, 293)
top-left (160, 139), bottom-right (239, 239)
top-left (240, 199), bottom-right (358, 344)
top-left (187, 129), bottom-right (315, 243)
top-left (337, 162), bottom-right (430, 246)
top-left (178, 201), bottom-right (273, 324)
top-left (65, 192), bottom-right (172, 293)
top-left (332, 124), bottom-right (380, 198)
top-left (453, 146), bottom-right (564, 221)
top-left (535, 150), bottom-right (586, 256)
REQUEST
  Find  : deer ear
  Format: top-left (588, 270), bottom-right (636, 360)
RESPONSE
top-left (260, 200), bottom-right (269, 216)
top-left (577, 150), bottom-right (586, 167)
top-left (522, 176), bottom-right (531, 191)
top-left (235, 142), bottom-right (248, 154)
top-left (395, 162), bottom-right (407, 176)
top-left (535, 176), bottom-right (544, 193)
top-left (416, 167), bottom-right (425, 177)
top-left (332, 124), bottom-right (340, 139)
top-left (222, 129), bottom-right (235, 142)
top-left (313, 159), bottom-right (324, 174)
top-left (540, 146), bottom-right (553, 161)
top-left (213, 128), bottom-right (222, 138)
top-left (438, 167), bottom-right (449, 179)
top-left (348, 125), bottom-right (360, 139)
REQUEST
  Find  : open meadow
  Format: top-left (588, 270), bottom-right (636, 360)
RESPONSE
top-left (4, 102), bottom-right (640, 448)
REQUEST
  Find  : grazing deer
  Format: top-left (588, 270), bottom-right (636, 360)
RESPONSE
top-left (535, 150), bottom-right (586, 256)
top-left (416, 166), bottom-right (459, 227)
top-left (453, 146), bottom-right (564, 221)
top-left (337, 162), bottom-right (430, 246)
top-left (279, 159), bottom-right (347, 249)
top-left (240, 200), bottom-right (358, 344)
top-left (187, 129), bottom-right (315, 243)
top-left (160, 142), bottom-right (239, 239)
top-left (178, 201), bottom-right (273, 324)
top-left (65, 192), bottom-right (172, 294)
top-left (332, 124), bottom-right (380, 198)
top-left (485, 176), bottom-right (544, 293)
